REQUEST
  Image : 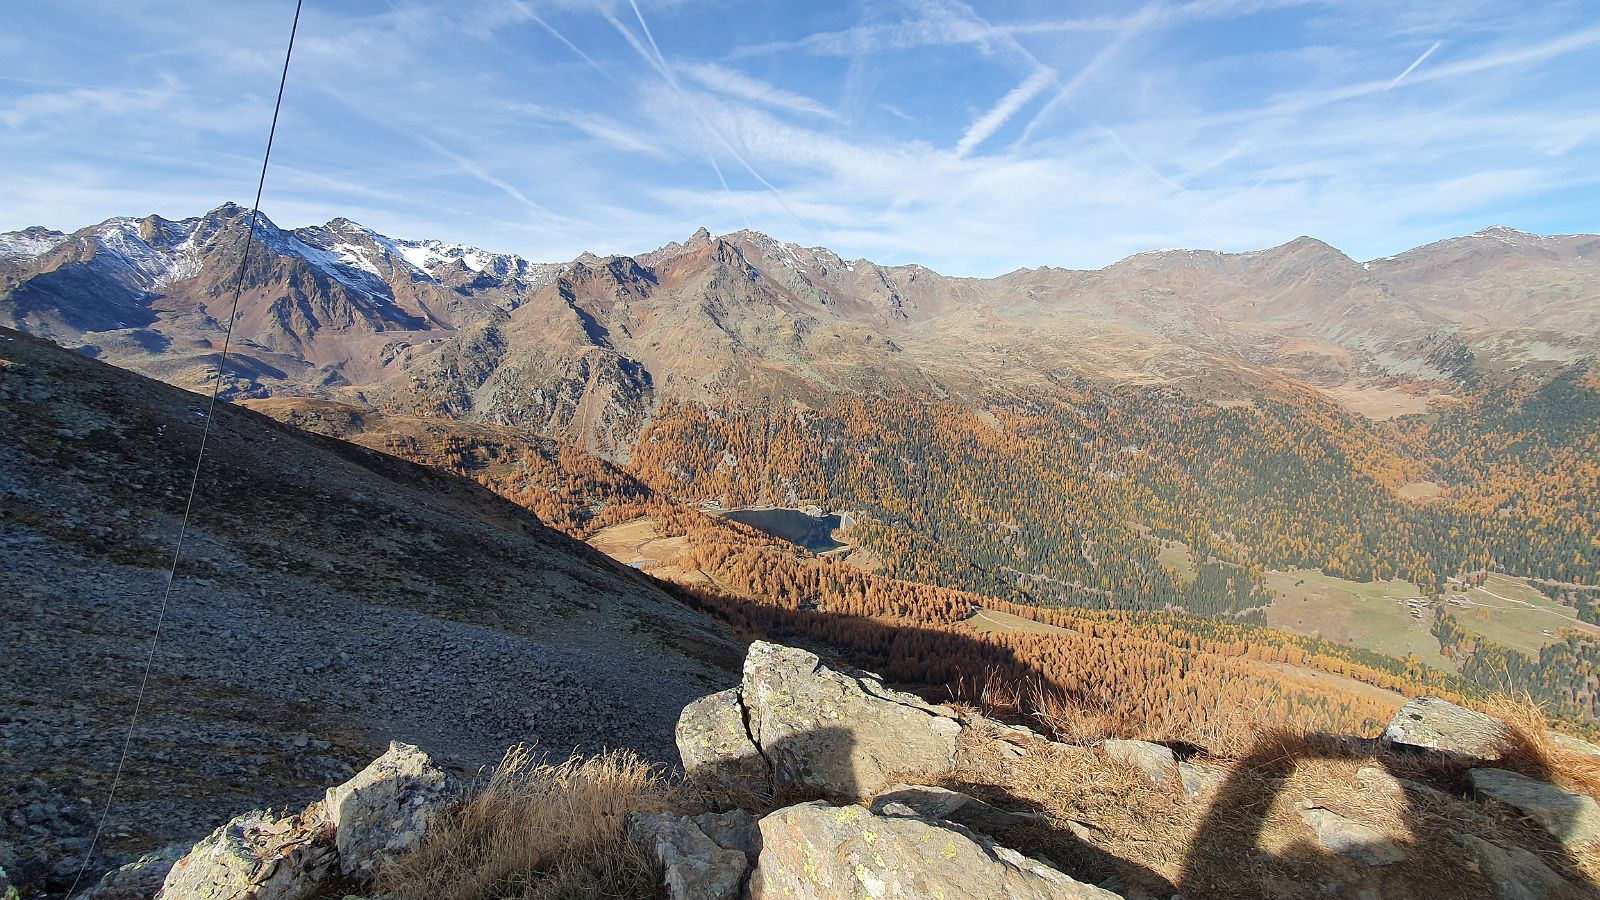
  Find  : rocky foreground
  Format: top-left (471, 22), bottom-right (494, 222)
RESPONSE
top-left (0, 327), bottom-right (742, 896)
top-left (16, 641), bottom-right (1597, 900)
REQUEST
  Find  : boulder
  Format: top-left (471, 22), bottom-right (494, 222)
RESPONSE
top-left (749, 801), bottom-right (1121, 899)
top-left (681, 642), bottom-right (962, 801)
top-left (157, 807), bottom-right (333, 900)
top-left (870, 783), bottom-right (1041, 832)
top-left (1548, 733), bottom-right (1600, 759)
top-left (1384, 698), bottom-right (1600, 763)
top-left (629, 812), bottom-right (750, 900)
top-left (675, 688), bottom-right (769, 799)
top-left (1468, 768), bottom-right (1600, 850)
top-left (1384, 697), bottom-right (1507, 759)
top-left (1103, 740), bottom-right (1177, 788)
top-left (1353, 765), bottom-right (1448, 803)
top-left (1451, 832), bottom-right (1583, 900)
top-left (1178, 761), bottom-right (1224, 799)
top-left (80, 843), bottom-right (187, 899)
top-left (691, 810), bottom-right (761, 861)
top-left (324, 741), bottom-right (454, 877)
top-left (1296, 808), bottom-right (1406, 866)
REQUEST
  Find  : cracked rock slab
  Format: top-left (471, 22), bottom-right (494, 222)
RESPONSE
top-left (1384, 697), bottom-right (1508, 759)
top-left (676, 688), bottom-right (771, 799)
top-left (1451, 832), bottom-right (1583, 900)
top-left (629, 812), bottom-right (749, 900)
top-left (690, 641), bottom-right (962, 801)
top-left (157, 806), bottom-right (333, 900)
top-left (324, 741), bottom-right (454, 877)
top-left (1469, 768), bottom-right (1600, 851)
top-left (749, 801), bottom-right (1121, 899)
top-left (870, 783), bottom-right (1042, 832)
top-left (1297, 807), bottom-right (1406, 866)
top-left (1103, 740), bottom-right (1177, 788)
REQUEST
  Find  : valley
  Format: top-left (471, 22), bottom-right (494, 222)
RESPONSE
top-left (4, 208), bottom-right (1598, 731)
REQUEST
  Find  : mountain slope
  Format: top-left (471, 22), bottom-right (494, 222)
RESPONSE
top-left (5, 207), bottom-right (1595, 455)
top-left (0, 326), bottom-right (739, 891)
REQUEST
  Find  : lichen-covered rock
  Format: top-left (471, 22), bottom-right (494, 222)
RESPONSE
top-left (1297, 808), bottom-right (1406, 866)
top-left (1384, 697), bottom-right (1507, 759)
top-left (1383, 698), bottom-right (1600, 765)
top-left (738, 642), bottom-right (961, 800)
top-left (1, 864), bottom-right (17, 900)
top-left (629, 811), bottom-right (749, 900)
top-left (1469, 768), bottom-right (1600, 851)
top-left (156, 807), bottom-right (333, 900)
top-left (676, 688), bottom-right (769, 799)
top-left (749, 801), bottom-right (1121, 899)
top-left (324, 741), bottom-right (454, 877)
top-left (1103, 740), bottom-right (1177, 788)
top-left (81, 843), bottom-right (187, 899)
top-left (870, 783), bottom-right (1040, 832)
top-left (1451, 832), bottom-right (1583, 900)
top-left (691, 810), bottom-right (761, 861)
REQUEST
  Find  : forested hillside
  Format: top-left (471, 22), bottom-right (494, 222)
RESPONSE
top-left (631, 370), bottom-right (1600, 605)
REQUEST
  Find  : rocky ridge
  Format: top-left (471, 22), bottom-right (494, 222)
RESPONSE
top-left (4, 207), bottom-right (1596, 456)
top-left (72, 642), bottom-right (1600, 900)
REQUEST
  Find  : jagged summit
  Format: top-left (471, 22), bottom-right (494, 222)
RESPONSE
top-left (1475, 224), bottom-right (1535, 238)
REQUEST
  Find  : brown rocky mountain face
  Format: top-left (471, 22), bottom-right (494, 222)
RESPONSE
top-left (2, 206), bottom-right (1596, 456)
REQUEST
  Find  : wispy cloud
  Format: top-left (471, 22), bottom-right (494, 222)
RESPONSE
top-left (607, 0), bottom-right (811, 228)
top-left (3, 0), bottom-right (1598, 274)
top-left (1017, 5), bottom-right (1164, 146)
top-left (411, 133), bottom-right (557, 220)
top-left (508, 102), bottom-right (668, 157)
top-left (878, 102), bottom-right (915, 122)
top-left (0, 79), bottom-right (177, 129)
top-left (679, 62), bottom-right (841, 122)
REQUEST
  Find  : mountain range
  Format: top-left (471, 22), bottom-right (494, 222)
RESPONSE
top-left (5, 204), bottom-right (1596, 458)
top-left (6, 205), bottom-right (1600, 898)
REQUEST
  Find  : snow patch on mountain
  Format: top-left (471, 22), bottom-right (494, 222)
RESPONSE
top-left (396, 240), bottom-right (493, 273)
top-left (286, 235), bottom-right (396, 301)
top-left (0, 229), bottom-right (66, 260)
top-left (91, 218), bottom-right (204, 289)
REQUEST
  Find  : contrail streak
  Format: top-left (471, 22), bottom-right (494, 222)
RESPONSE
top-left (1388, 41), bottom-right (1442, 89)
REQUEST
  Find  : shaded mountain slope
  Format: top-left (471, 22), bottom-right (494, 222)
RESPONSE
top-left (0, 326), bottom-right (740, 890)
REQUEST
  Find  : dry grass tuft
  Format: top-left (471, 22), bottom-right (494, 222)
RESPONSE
top-left (377, 745), bottom-right (668, 900)
top-left (1488, 692), bottom-right (1600, 800)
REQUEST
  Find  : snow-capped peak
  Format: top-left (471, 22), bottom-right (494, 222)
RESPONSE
top-left (0, 227), bottom-right (66, 261)
top-left (1468, 225), bottom-right (1543, 245)
top-left (89, 216), bottom-right (202, 288)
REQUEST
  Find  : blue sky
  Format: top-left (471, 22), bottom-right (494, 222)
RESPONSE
top-left (3, 0), bottom-right (1598, 275)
